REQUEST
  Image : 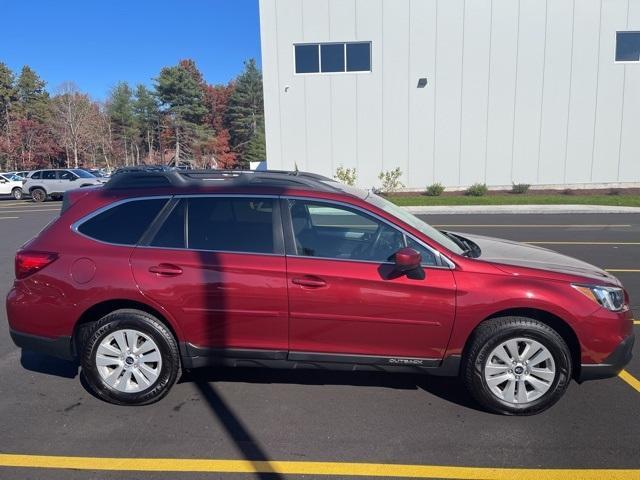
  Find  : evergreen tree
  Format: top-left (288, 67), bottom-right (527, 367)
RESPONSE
top-left (155, 63), bottom-right (207, 161)
top-left (107, 82), bottom-right (138, 164)
top-left (0, 63), bottom-right (16, 169)
top-left (227, 59), bottom-right (264, 160)
top-left (133, 84), bottom-right (160, 162)
top-left (16, 65), bottom-right (49, 122)
top-left (243, 120), bottom-right (266, 164)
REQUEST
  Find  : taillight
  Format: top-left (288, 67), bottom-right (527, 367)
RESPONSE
top-left (15, 251), bottom-right (58, 279)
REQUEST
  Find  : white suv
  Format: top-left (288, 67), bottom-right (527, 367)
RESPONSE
top-left (0, 173), bottom-right (24, 200)
top-left (24, 169), bottom-right (102, 202)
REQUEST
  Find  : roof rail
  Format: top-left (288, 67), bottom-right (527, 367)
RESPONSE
top-left (104, 169), bottom-right (342, 192)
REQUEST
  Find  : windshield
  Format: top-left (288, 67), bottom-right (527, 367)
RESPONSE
top-left (364, 193), bottom-right (465, 255)
top-left (72, 169), bottom-right (96, 178)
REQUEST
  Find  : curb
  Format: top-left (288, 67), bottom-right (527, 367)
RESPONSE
top-left (402, 204), bottom-right (640, 215)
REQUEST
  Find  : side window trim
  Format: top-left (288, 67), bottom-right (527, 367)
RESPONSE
top-left (282, 196), bottom-right (453, 269)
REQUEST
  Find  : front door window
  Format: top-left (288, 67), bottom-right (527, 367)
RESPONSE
top-left (288, 199), bottom-right (437, 265)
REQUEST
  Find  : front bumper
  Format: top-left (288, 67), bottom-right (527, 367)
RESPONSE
top-left (10, 329), bottom-right (74, 361)
top-left (578, 333), bottom-right (635, 382)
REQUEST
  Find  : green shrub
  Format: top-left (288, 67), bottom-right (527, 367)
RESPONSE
top-left (377, 168), bottom-right (405, 193)
top-left (511, 183), bottom-right (531, 194)
top-left (425, 182), bottom-right (445, 196)
top-left (465, 183), bottom-right (488, 197)
top-left (334, 166), bottom-right (357, 186)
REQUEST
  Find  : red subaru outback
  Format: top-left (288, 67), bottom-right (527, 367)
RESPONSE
top-left (6, 170), bottom-right (634, 414)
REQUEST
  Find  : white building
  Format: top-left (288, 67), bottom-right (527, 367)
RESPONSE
top-left (258, 0), bottom-right (640, 190)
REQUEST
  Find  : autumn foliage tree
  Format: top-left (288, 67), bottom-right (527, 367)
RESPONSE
top-left (0, 57), bottom-right (266, 171)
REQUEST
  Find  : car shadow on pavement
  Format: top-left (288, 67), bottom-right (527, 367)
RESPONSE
top-left (181, 368), bottom-right (485, 413)
top-left (20, 351), bottom-right (78, 379)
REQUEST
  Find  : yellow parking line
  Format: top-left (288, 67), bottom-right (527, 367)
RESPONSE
top-left (525, 242), bottom-right (640, 245)
top-left (434, 225), bottom-right (631, 228)
top-left (633, 320), bottom-right (640, 325)
top-left (618, 370), bottom-right (640, 394)
top-left (0, 454), bottom-right (638, 479)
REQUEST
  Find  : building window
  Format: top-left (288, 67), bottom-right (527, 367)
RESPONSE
top-left (294, 44), bottom-right (319, 73)
top-left (346, 42), bottom-right (371, 72)
top-left (294, 42), bottom-right (371, 74)
top-left (321, 43), bottom-right (345, 72)
top-left (615, 31), bottom-right (640, 62)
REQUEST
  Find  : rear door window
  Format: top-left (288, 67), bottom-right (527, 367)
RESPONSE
top-left (185, 197), bottom-right (276, 254)
top-left (150, 200), bottom-right (186, 249)
top-left (42, 171), bottom-right (56, 180)
top-left (77, 198), bottom-right (168, 245)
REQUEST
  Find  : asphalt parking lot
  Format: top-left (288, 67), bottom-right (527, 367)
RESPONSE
top-left (0, 199), bottom-right (638, 480)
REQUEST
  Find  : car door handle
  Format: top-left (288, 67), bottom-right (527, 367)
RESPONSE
top-left (149, 264), bottom-right (183, 277)
top-left (292, 276), bottom-right (327, 288)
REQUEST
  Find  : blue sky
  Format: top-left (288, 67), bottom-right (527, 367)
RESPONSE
top-left (1, 0), bottom-right (261, 99)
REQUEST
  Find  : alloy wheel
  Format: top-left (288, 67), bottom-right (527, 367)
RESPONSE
top-left (483, 337), bottom-right (556, 404)
top-left (95, 329), bottom-right (162, 393)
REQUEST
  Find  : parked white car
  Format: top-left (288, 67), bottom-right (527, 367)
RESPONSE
top-left (24, 169), bottom-right (102, 202)
top-left (0, 173), bottom-right (24, 200)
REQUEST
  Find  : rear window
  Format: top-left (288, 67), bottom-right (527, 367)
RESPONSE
top-left (77, 198), bottom-right (167, 245)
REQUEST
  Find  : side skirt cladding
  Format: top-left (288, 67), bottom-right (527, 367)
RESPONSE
top-left (180, 344), bottom-right (461, 376)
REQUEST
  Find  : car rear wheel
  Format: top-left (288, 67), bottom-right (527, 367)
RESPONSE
top-left (80, 309), bottom-right (180, 406)
top-left (462, 316), bottom-right (572, 415)
top-left (31, 188), bottom-right (46, 202)
top-left (11, 187), bottom-right (23, 200)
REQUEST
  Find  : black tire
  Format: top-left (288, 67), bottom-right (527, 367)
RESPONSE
top-left (462, 316), bottom-right (572, 415)
top-left (80, 309), bottom-right (180, 406)
top-left (31, 188), bottom-right (46, 202)
top-left (11, 187), bottom-right (23, 200)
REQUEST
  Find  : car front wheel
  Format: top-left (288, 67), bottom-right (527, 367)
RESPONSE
top-left (80, 309), bottom-right (180, 406)
top-left (11, 187), bottom-right (23, 200)
top-left (462, 316), bottom-right (572, 415)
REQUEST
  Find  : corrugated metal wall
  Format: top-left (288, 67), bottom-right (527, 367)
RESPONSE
top-left (259, 0), bottom-right (640, 189)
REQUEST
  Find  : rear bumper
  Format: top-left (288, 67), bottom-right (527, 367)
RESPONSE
top-left (578, 333), bottom-right (634, 382)
top-left (9, 329), bottom-right (74, 361)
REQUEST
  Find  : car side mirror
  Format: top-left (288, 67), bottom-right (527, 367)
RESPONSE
top-left (394, 248), bottom-right (425, 279)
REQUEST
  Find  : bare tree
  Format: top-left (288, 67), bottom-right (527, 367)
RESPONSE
top-left (51, 82), bottom-right (93, 168)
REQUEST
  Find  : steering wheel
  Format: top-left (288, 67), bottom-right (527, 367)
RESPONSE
top-left (363, 226), bottom-right (385, 260)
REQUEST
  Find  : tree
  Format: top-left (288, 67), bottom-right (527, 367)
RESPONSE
top-left (226, 59), bottom-right (264, 163)
top-left (107, 82), bottom-right (137, 165)
top-left (0, 63), bottom-right (16, 170)
top-left (155, 62), bottom-right (207, 162)
top-left (16, 65), bottom-right (49, 122)
top-left (204, 84), bottom-right (237, 167)
top-left (52, 82), bottom-right (94, 168)
top-left (133, 84), bottom-right (160, 162)
top-left (243, 120), bottom-right (266, 164)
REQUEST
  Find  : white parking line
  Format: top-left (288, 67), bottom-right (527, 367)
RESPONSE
top-left (0, 216), bottom-right (19, 220)
top-left (0, 209), bottom-right (60, 214)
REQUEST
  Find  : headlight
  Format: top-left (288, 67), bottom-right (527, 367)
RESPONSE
top-left (572, 284), bottom-right (626, 312)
